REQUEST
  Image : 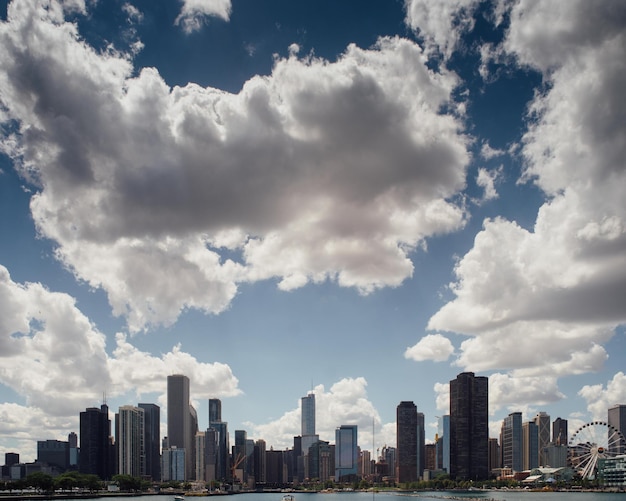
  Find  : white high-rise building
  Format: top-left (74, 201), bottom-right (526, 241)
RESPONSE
top-left (118, 405), bottom-right (145, 477)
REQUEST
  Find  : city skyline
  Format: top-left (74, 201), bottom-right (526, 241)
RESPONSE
top-left (1, 0), bottom-right (626, 463)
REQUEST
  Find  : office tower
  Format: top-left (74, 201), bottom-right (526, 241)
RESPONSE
top-left (246, 438), bottom-right (255, 486)
top-left (335, 425), bottom-right (358, 482)
top-left (212, 421), bottom-right (229, 482)
top-left (167, 374), bottom-right (196, 480)
top-left (301, 393), bottom-right (319, 458)
top-left (138, 403), bottom-right (160, 481)
top-left (79, 404), bottom-right (114, 479)
top-left (234, 430), bottom-right (248, 484)
top-left (417, 411), bottom-right (425, 479)
top-left (254, 439), bottom-right (266, 484)
top-left (5, 452), bottom-right (19, 467)
top-left (397, 401), bottom-right (418, 483)
top-left (162, 446), bottom-right (185, 481)
top-left (534, 412), bottom-right (550, 466)
top-left (195, 431), bottom-right (206, 482)
top-left (209, 399), bottom-right (222, 424)
top-left (302, 393), bottom-right (315, 436)
top-left (205, 428), bottom-right (218, 482)
top-left (522, 421), bottom-right (539, 470)
top-left (424, 444), bottom-right (436, 471)
top-left (552, 417), bottom-right (568, 447)
top-left (68, 432), bottom-right (79, 467)
top-left (543, 443), bottom-right (568, 467)
top-left (360, 449), bottom-right (372, 477)
top-left (608, 404), bottom-right (626, 455)
top-left (449, 372), bottom-right (489, 480)
top-left (488, 438), bottom-right (500, 472)
top-left (382, 445), bottom-right (396, 480)
top-left (437, 415), bottom-right (450, 473)
top-left (117, 405), bottom-right (145, 477)
top-left (265, 449), bottom-right (285, 484)
top-left (37, 440), bottom-right (69, 471)
top-left (501, 412), bottom-right (522, 472)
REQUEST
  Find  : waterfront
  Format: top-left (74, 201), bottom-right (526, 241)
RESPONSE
top-left (19, 492), bottom-right (624, 501)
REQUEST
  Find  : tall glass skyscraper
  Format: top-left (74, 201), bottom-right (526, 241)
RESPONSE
top-left (552, 417), bottom-right (568, 446)
top-left (449, 372), bottom-right (489, 480)
top-left (501, 411), bottom-right (522, 472)
top-left (608, 404), bottom-right (626, 455)
top-left (139, 403), bottom-right (160, 481)
top-left (79, 404), bottom-right (113, 480)
top-left (300, 392), bottom-right (319, 460)
top-left (335, 424), bottom-right (358, 482)
top-left (534, 412), bottom-right (550, 466)
top-left (167, 374), bottom-right (197, 480)
top-left (396, 401), bottom-right (418, 483)
top-left (301, 393), bottom-right (316, 436)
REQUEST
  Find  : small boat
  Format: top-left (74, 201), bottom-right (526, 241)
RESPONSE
top-left (174, 495), bottom-right (184, 500)
top-left (281, 495), bottom-right (295, 501)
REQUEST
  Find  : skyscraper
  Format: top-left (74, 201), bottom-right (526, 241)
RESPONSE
top-left (335, 425), bottom-right (358, 482)
top-left (209, 399), bottom-right (222, 424)
top-left (449, 372), bottom-right (489, 480)
top-left (139, 403), bottom-right (160, 481)
top-left (417, 411), bottom-right (425, 479)
top-left (301, 393), bottom-right (319, 457)
top-left (208, 399), bottom-right (229, 483)
top-left (79, 404), bottom-right (114, 479)
top-left (522, 421), bottom-right (539, 470)
top-left (501, 412), bottom-right (522, 472)
top-left (552, 417), bottom-right (568, 447)
top-left (608, 404), bottom-right (626, 455)
top-left (302, 393), bottom-right (315, 436)
top-left (534, 412), bottom-right (550, 466)
top-left (437, 415), bottom-right (450, 473)
top-left (117, 405), bottom-right (144, 477)
top-left (396, 401), bottom-right (418, 483)
top-left (167, 374), bottom-right (197, 480)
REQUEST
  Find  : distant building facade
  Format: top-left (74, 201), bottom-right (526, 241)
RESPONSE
top-left (501, 412), bottom-right (522, 473)
top-left (335, 425), bottom-right (358, 482)
top-left (79, 404), bottom-right (114, 480)
top-left (397, 401), bottom-right (418, 483)
top-left (450, 372), bottom-right (489, 480)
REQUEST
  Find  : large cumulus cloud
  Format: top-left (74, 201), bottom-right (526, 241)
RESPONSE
top-left (0, 0), bottom-right (470, 332)
top-left (427, 0), bottom-right (626, 412)
top-left (0, 264), bottom-right (240, 457)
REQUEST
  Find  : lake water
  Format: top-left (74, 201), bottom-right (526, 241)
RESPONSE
top-left (122, 490), bottom-right (625, 501)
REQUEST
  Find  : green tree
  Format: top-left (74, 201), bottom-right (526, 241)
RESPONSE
top-left (26, 472), bottom-right (54, 493)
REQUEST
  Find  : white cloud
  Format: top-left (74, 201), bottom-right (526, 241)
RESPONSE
top-left (404, 0), bottom-right (480, 59)
top-left (579, 372), bottom-right (626, 421)
top-left (175, 0), bottom-right (231, 34)
top-left (488, 372), bottom-right (565, 415)
top-left (427, 1), bottom-right (626, 386)
top-left (405, 333), bottom-right (454, 362)
top-left (434, 381), bottom-right (450, 414)
top-left (0, 264), bottom-right (241, 456)
top-left (475, 166), bottom-right (501, 203)
top-left (247, 378), bottom-right (384, 452)
top-left (480, 141), bottom-right (505, 160)
top-left (0, 1), bottom-right (471, 332)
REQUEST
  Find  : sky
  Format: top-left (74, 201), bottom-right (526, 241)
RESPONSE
top-left (0, 0), bottom-right (625, 463)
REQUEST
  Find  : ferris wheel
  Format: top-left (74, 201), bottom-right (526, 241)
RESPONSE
top-left (568, 421), bottom-right (626, 480)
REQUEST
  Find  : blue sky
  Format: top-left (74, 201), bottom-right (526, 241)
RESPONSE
top-left (1, 0), bottom-right (625, 462)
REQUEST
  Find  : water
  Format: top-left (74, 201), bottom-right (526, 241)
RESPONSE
top-left (111, 490), bottom-right (625, 501)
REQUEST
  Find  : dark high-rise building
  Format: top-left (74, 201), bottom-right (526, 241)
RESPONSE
top-left (79, 404), bottom-right (114, 479)
top-left (265, 449), bottom-right (285, 485)
top-left (37, 439), bottom-right (69, 471)
top-left (552, 417), bottom-right (568, 447)
top-left (608, 404), bottom-right (626, 455)
top-left (5, 452), bottom-right (19, 467)
top-left (209, 399), bottom-right (222, 424)
top-left (449, 372), bottom-right (489, 480)
top-left (167, 374), bottom-right (197, 480)
top-left (417, 411), bottom-right (425, 479)
top-left (234, 430), bottom-right (248, 484)
top-left (488, 437), bottom-right (500, 472)
top-left (138, 403), bottom-right (160, 481)
top-left (396, 401), bottom-right (418, 483)
top-left (501, 412), bottom-right (522, 472)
